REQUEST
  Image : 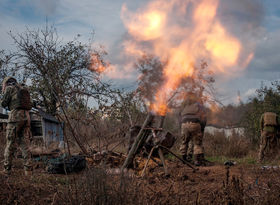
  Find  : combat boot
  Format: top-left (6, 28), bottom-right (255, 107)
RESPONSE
top-left (194, 154), bottom-right (213, 166)
top-left (186, 154), bottom-right (193, 162)
top-left (182, 154), bottom-right (193, 162)
top-left (182, 154), bottom-right (187, 162)
top-left (194, 154), bottom-right (202, 166)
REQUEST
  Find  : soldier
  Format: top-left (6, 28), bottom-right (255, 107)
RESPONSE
top-left (258, 112), bottom-right (280, 162)
top-left (1, 77), bottom-right (33, 176)
top-left (179, 93), bottom-right (210, 166)
top-left (183, 118), bottom-right (207, 162)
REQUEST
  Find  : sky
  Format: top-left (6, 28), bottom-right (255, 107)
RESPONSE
top-left (0, 0), bottom-right (279, 105)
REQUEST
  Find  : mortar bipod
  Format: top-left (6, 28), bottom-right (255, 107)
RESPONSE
top-left (141, 129), bottom-right (198, 177)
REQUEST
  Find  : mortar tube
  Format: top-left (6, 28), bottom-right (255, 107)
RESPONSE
top-left (121, 112), bottom-right (155, 171)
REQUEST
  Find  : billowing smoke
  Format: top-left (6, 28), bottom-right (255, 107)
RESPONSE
top-left (112, 0), bottom-right (264, 115)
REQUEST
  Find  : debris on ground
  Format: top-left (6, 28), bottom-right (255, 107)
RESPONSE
top-left (30, 147), bottom-right (87, 174)
top-left (224, 160), bottom-right (237, 166)
top-left (261, 165), bottom-right (280, 170)
top-left (46, 155), bottom-right (86, 174)
top-left (86, 150), bottom-right (126, 168)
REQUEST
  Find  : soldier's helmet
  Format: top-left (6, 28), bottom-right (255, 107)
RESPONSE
top-left (2, 76), bottom-right (17, 93)
top-left (2, 76), bottom-right (17, 86)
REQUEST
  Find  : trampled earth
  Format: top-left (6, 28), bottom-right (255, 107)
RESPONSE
top-left (0, 156), bottom-right (279, 205)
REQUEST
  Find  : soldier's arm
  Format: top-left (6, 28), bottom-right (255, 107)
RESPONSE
top-left (1, 86), bottom-right (12, 109)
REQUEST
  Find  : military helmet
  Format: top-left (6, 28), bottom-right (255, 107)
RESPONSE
top-left (2, 76), bottom-right (17, 93)
top-left (2, 76), bottom-right (17, 86)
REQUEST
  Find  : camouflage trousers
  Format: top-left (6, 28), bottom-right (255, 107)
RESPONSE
top-left (180, 122), bottom-right (204, 156)
top-left (4, 112), bottom-right (32, 172)
top-left (258, 130), bottom-right (278, 162)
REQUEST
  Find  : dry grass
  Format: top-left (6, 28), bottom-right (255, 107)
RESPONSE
top-left (204, 131), bottom-right (251, 158)
top-left (59, 167), bottom-right (146, 205)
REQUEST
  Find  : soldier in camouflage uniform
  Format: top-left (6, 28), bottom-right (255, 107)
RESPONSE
top-left (179, 94), bottom-right (210, 166)
top-left (258, 112), bottom-right (280, 162)
top-left (183, 119), bottom-right (207, 162)
top-left (1, 77), bottom-right (33, 176)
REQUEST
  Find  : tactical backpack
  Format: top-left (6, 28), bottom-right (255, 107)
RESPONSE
top-left (263, 112), bottom-right (277, 126)
top-left (15, 85), bottom-right (32, 110)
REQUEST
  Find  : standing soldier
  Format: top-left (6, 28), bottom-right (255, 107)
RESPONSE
top-left (1, 77), bottom-right (33, 176)
top-left (179, 93), bottom-right (210, 166)
top-left (183, 116), bottom-right (207, 163)
top-left (258, 112), bottom-right (280, 162)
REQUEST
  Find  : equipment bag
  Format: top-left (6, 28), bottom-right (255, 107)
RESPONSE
top-left (16, 85), bottom-right (32, 110)
top-left (264, 112), bottom-right (277, 126)
top-left (46, 155), bottom-right (87, 174)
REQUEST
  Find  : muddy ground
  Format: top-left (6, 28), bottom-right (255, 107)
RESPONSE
top-left (0, 155), bottom-right (279, 205)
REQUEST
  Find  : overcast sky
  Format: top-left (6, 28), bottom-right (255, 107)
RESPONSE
top-left (0, 0), bottom-right (279, 105)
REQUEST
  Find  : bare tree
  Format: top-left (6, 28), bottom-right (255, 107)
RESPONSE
top-left (9, 25), bottom-right (110, 115)
top-left (0, 50), bottom-right (15, 83)
top-left (135, 55), bottom-right (215, 109)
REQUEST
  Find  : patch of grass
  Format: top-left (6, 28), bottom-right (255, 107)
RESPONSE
top-left (206, 155), bottom-right (228, 164)
top-left (165, 153), bottom-right (176, 160)
top-left (235, 156), bottom-right (257, 165)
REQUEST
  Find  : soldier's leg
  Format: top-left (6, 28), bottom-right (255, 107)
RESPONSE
top-left (193, 131), bottom-right (204, 165)
top-left (186, 140), bottom-right (194, 161)
top-left (193, 123), bottom-right (212, 166)
top-left (16, 120), bottom-right (32, 172)
top-left (269, 133), bottom-right (277, 155)
top-left (180, 123), bottom-right (191, 157)
top-left (17, 137), bottom-right (32, 171)
top-left (3, 123), bottom-right (17, 173)
top-left (258, 131), bottom-right (268, 162)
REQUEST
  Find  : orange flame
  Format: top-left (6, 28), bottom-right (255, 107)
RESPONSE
top-left (121, 0), bottom-right (253, 115)
top-left (90, 54), bottom-right (107, 74)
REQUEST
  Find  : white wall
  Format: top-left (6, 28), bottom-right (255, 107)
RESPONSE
top-left (204, 126), bottom-right (245, 138)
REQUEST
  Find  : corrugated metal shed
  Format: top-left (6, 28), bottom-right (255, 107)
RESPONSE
top-left (0, 107), bottom-right (64, 147)
top-left (31, 108), bottom-right (64, 147)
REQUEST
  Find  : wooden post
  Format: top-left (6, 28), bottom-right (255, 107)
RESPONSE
top-left (121, 113), bottom-right (155, 170)
top-left (158, 115), bottom-right (165, 128)
top-left (158, 147), bottom-right (168, 175)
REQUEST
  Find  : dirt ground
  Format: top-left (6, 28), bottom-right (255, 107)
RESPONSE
top-left (0, 155), bottom-right (279, 205)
